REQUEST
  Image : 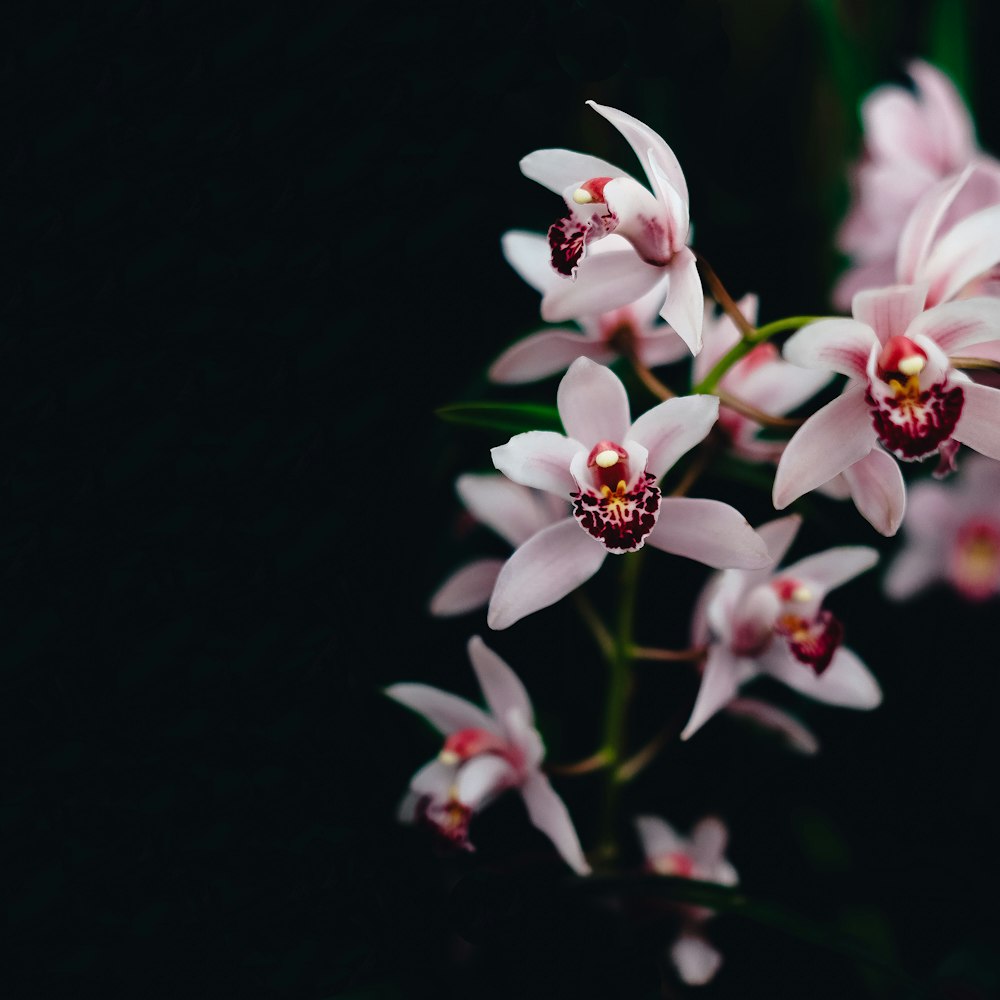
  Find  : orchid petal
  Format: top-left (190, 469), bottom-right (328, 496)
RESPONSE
top-left (519, 771), bottom-right (591, 875)
top-left (627, 394), bottom-right (718, 481)
top-left (852, 284), bottom-right (929, 344)
top-left (782, 319), bottom-right (878, 378)
top-left (659, 248), bottom-right (704, 355)
top-left (489, 329), bottom-right (615, 384)
top-left (908, 60), bottom-right (976, 166)
top-left (501, 229), bottom-right (561, 295)
top-left (841, 448), bottom-right (907, 537)
top-left (457, 473), bottom-right (560, 547)
top-left (648, 497), bottom-right (771, 569)
top-left (725, 697), bottom-right (820, 754)
top-left (906, 297), bottom-right (1000, 355)
top-left (634, 327), bottom-right (691, 368)
top-left (780, 545), bottom-right (879, 597)
top-left (952, 381), bottom-right (1000, 460)
top-left (896, 167), bottom-right (973, 283)
top-left (491, 431), bottom-right (581, 497)
top-left (519, 148), bottom-right (631, 197)
top-left (884, 544), bottom-right (942, 600)
top-left (429, 559), bottom-right (504, 617)
top-left (772, 385), bottom-right (877, 509)
top-left (760, 645), bottom-right (882, 709)
top-left (541, 250), bottom-right (665, 323)
top-left (557, 357), bottom-right (630, 446)
top-left (487, 518), bottom-right (607, 630)
top-left (407, 758), bottom-right (454, 801)
top-left (691, 817), bottom-right (729, 868)
top-left (603, 176), bottom-right (673, 265)
top-left (731, 356), bottom-right (834, 415)
top-left (455, 754), bottom-right (517, 810)
top-left (385, 683), bottom-right (499, 735)
top-left (671, 934), bottom-right (723, 986)
top-left (634, 815), bottom-right (685, 859)
top-left (923, 204), bottom-right (1000, 305)
top-left (681, 646), bottom-right (753, 740)
top-left (467, 636), bottom-right (534, 727)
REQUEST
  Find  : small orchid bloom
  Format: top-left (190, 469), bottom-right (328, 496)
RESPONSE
top-left (773, 284), bottom-right (1000, 535)
top-left (430, 474), bottom-right (567, 617)
top-left (835, 60), bottom-right (1000, 307)
top-left (886, 454), bottom-right (1000, 602)
top-left (489, 230), bottom-right (688, 383)
top-left (520, 102), bottom-right (705, 353)
top-left (386, 636), bottom-right (590, 875)
top-left (694, 295), bottom-right (833, 463)
top-left (635, 815), bottom-right (738, 986)
top-left (683, 516), bottom-right (882, 741)
top-left (488, 358), bottom-right (772, 629)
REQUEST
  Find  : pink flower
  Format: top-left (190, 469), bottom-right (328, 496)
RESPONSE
top-left (520, 102), bottom-right (704, 353)
top-left (489, 230), bottom-right (688, 383)
top-left (773, 284), bottom-right (1000, 535)
top-left (683, 516), bottom-right (882, 741)
top-left (834, 60), bottom-right (1000, 308)
top-left (386, 636), bottom-right (590, 875)
top-left (488, 358), bottom-right (771, 629)
top-left (430, 474), bottom-right (566, 617)
top-left (635, 815), bottom-right (738, 986)
top-left (885, 454), bottom-right (1000, 602)
top-left (694, 295), bottom-right (833, 463)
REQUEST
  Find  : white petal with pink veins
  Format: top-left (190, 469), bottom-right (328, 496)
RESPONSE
top-left (455, 754), bottom-right (518, 810)
top-left (659, 248), bottom-right (704, 355)
top-left (519, 148), bottom-right (631, 197)
top-left (671, 933), bottom-right (723, 986)
top-left (896, 167), bottom-right (973, 283)
top-left (491, 431), bottom-right (581, 497)
top-left (557, 357), bottom-right (630, 446)
top-left (923, 203), bottom-right (1000, 306)
top-left (782, 318), bottom-right (877, 378)
top-left (467, 636), bottom-right (534, 728)
top-left (780, 545), bottom-right (879, 598)
top-left (429, 559), bottom-right (504, 617)
top-left (681, 646), bottom-right (755, 741)
top-left (907, 60), bottom-right (976, 166)
top-left (952, 381), bottom-right (1000, 460)
top-left (760, 645), bottom-right (882, 709)
top-left (772, 384), bottom-right (877, 509)
top-left (852, 284), bottom-right (928, 343)
top-left (603, 176), bottom-right (673, 266)
top-left (541, 249), bottom-right (666, 323)
top-left (385, 683), bottom-right (500, 736)
top-left (501, 230), bottom-right (561, 295)
top-left (519, 771), bottom-right (591, 875)
top-left (457, 474), bottom-right (562, 548)
top-left (487, 518), bottom-right (608, 630)
top-left (627, 394), bottom-right (718, 481)
top-left (647, 497), bottom-right (771, 569)
top-left (489, 329), bottom-right (615, 384)
top-left (906, 297), bottom-right (1000, 355)
top-left (841, 448), bottom-right (907, 537)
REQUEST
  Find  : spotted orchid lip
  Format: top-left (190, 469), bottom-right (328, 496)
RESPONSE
top-left (571, 471), bottom-right (661, 553)
top-left (777, 609), bottom-right (844, 675)
top-left (866, 379), bottom-right (964, 460)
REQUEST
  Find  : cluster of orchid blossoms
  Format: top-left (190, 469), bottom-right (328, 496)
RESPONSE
top-left (388, 63), bottom-right (1000, 986)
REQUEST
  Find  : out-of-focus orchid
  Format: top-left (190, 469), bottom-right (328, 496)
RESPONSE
top-left (694, 295), bottom-right (832, 463)
top-left (835, 60), bottom-right (1000, 307)
top-left (489, 230), bottom-right (688, 383)
top-left (520, 102), bottom-right (705, 354)
top-left (773, 284), bottom-right (1000, 534)
top-left (635, 815), bottom-right (738, 986)
top-left (886, 455), bottom-right (1000, 602)
top-left (723, 697), bottom-right (819, 755)
top-left (683, 516), bottom-right (882, 741)
top-left (488, 358), bottom-right (771, 629)
top-left (430, 474), bottom-right (566, 617)
top-left (386, 636), bottom-right (590, 875)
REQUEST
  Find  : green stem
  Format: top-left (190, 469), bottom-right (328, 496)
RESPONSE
top-left (597, 551), bottom-right (643, 860)
top-left (694, 316), bottom-right (826, 395)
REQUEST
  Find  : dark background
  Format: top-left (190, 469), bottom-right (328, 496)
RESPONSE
top-left (4, 1), bottom-right (1000, 996)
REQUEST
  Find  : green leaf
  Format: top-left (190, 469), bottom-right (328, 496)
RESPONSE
top-left (435, 401), bottom-right (562, 434)
top-left (927, 0), bottom-right (971, 110)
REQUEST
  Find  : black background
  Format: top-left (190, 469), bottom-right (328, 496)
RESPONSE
top-left (5, 1), bottom-right (1000, 997)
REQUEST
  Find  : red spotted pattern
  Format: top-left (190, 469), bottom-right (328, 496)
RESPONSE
top-left (777, 610), bottom-right (843, 675)
top-left (867, 380), bottom-right (964, 460)
top-left (571, 473), bottom-right (661, 553)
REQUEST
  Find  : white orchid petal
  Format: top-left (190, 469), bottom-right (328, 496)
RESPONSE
top-left (658, 248), bottom-right (704, 354)
top-left (952, 382), bottom-right (1000, 460)
top-left (467, 636), bottom-right (534, 728)
top-left (429, 559), bottom-right (504, 617)
top-left (519, 148), bottom-right (630, 197)
top-left (557, 357), bottom-right (630, 446)
top-left (647, 498), bottom-right (771, 569)
top-left (841, 448), bottom-right (907, 537)
top-left (627, 394), bottom-right (718, 481)
top-left (782, 318), bottom-right (878, 378)
top-left (520, 771), bottom-right (591, 875)
top-left (490, 329), bottom-right (615, 384)
top-left (491, 431), bottom-right (581, 497)
top-left (386, 683), bottom-right (498, 736)
top-left (457, 473), bottom-right (561, 547)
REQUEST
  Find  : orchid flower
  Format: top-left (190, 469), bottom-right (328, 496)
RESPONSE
top-left (489, 230), bottom-right (688, 383)
top-left (386, 636), bottom-right (590, 875)
top-left (520, 102), bottom-right (705, 353)
top-left (430, 474), bottom-right (566, 617)
top-left (834, 60), bottom-right (1000, 307)
top-left (694, 295), bottom-right (832, 463)
top-left (635, 815), bottom-right (738, 986)
top-left (773, 284), bottom-right (1000, 535)
top-left (683, 516), bottom-right (882, 741)
top-left (885, 454), bottom-right (1000, 602)
top-left (488, 358), bottom-right (771, 629)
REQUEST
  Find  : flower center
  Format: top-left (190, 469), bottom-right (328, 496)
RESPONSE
top-left (776, 610), bottom-right (843, 675)
top-left (418, 795), bottom-right (474, 852)
top-left (572, 176), bottom-right (613, 205)
top-left (439, 727), bottom-right (510, 765)
top-left (650, 851), bottom-right (695, 878)
top-left (949, 519), bottom-right (1000, 601)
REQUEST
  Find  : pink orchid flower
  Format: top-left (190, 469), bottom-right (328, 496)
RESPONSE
top-left (773, 284), bottom-right (1000, 535)
top-left (489, 230), bottom-right (688, 383)
top-left (683, 516), bottom-right (882, 741)
top-left (694, 295), bottom-right (833, 463)
top-left (520, 102), bottom-right (704, 353)
top-left (835, 60), bottom-right (1000, 307)
top-left (386, 636), bottom-right (590, 875)
top-left (635, 815), bottom-right (738, 986)
top-left (886, 454), bottom-right (1000, 602)
top-left (430, 474), bottom-right (566, 617)
top-left (488, 358), bottom-right (771, 629)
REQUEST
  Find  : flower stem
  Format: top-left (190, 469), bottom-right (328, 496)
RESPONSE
top-left (629, 644), bottom-right (707, 663)
top-left (695, 252), bottom-right (755, 338)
